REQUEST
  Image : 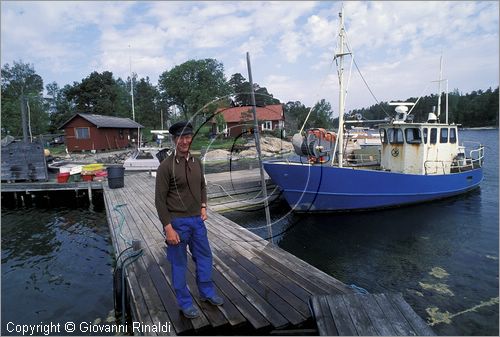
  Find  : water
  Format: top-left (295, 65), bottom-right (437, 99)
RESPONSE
top-left (1, 206), bottom-right (114, 335)
top-left (225, 129), bottom-right (499, 336)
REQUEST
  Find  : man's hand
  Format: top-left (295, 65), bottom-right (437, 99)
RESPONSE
top-left (164, 224), bottom-right (180, 245)
top-left (201, 207), bottom-right (208, 221)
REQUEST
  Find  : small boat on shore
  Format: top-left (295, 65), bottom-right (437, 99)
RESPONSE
top-left (123, 147), bottom-right (169, 171)
top-left (263, 8), bottom-right (484, 212)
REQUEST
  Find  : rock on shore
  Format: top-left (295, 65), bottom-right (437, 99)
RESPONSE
top-left (203, 136), bottom-right (293, 161)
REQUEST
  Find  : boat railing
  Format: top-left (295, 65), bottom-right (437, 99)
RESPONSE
top-left (345, 152), bottom-right (381, 167)
top-left (424, 143), bottom-right (484, 174)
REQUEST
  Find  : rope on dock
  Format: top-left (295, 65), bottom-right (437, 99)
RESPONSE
top-left (112, 203), bottom-right (144, 324)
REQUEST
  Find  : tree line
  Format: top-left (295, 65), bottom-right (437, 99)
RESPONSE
top-left (1, 59), bottom-right (497, 140)
top-left (346, 87), bottom-right (499, 127)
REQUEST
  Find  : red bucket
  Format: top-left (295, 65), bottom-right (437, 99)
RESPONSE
top-left (57, 172), bottom-right (70, 183)
top-left (82, 174), bottom-right (94, 182)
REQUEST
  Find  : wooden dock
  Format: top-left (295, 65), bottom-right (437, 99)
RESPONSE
top-left (310, 293), bottom-right (434, 336)
top-left (103, 171), bottom-right (353, 335)
top-left (205, 168), bottom-right (280, 212)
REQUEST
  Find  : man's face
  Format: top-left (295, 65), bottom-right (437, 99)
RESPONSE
top-left (175, 134), bottom-right (193, 154)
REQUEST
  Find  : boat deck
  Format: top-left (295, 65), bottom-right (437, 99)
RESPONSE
top-left (103, 172), bottom-right (352, 335)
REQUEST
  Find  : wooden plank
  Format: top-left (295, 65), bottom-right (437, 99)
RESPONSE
top-left (208, 210), bottom-right (350, 294)
top-left (207, 258), bottom-right (270, 330)
top-left (325, 295), bottom-right (357, 336)
top-left (358, 294), bottom-right (398, 336)
top-left (309, 296), bottom-right (338, 336)
top-left (106, 190), bottom-right (169, 335)
top-left (106, 185), bottom-right (180, 323)
top-left (212, 253), bottom-right (289, 329)
top-left (209, 237), bottom-right (306, 325)
top-left (207, 212), bottom-right (347, 295)
top-left (387, 293), bottom-right (435, 336)
top-left (341, 294), bottom-right (378, 336)
top-left (1, 181), bottom-right (103, 192)
top-left (208, 230), bottom-right (311, 316)
top-left (150, 243), bottom-right (230, 330)
top-left (207, 222), bottom-right (315, 302)
top-left (373, 293), bottom-right (417, 336)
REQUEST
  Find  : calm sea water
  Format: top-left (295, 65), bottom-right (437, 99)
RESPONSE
top-left (225, 129), bottom-right (499, 336)
top-left (1, 206), bottom-right (114, 335)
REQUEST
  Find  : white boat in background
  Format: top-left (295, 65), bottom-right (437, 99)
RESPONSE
top-left (123, 147), bottom-right (169, 171)
top-left (47, 161), bottom-right (84, 175)
top-left (123, 130), bottom-right (171, 172)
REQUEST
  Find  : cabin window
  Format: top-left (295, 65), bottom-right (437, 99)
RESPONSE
top-left (423, 128), bottom-right (428, 144)
top-left (449, 128), bottom-right (457, 143)
top-left (387, 128), bottom-right (404, 144)
top-left (405, 128), bottom-right (422, 144)
top-left (430, 128), bottom-right (437, 144)
top-left (75, 127), bottom-right (90, 139)
top-left (388, 128), bottom-right (404, 144)
top-left (119, 129), bottom-right (124, 139)
top-left (379, 129), bottom-right (388, 144)
top-left (440, 128), bottom-right (448, 143)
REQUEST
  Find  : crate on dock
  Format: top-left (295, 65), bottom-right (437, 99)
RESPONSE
top-left (1, 139), bottom-right (48, 182)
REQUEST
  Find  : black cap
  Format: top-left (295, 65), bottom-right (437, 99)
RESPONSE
top-left (169, 121), bottom-right (193, 137)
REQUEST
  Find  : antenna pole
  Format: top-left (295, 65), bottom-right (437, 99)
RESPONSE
top-left (437, 54), bottom-right (443, 120)
top-left (129, 45), bottom-right (136, 122)
top-left (445, 79), bottom-right (449, 124)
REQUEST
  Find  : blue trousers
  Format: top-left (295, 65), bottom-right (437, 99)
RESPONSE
top-left (166, 216), bottom-right (216, 310)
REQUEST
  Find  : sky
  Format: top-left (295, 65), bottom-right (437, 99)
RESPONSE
top-left (1, 1), bottom-right (499, 116)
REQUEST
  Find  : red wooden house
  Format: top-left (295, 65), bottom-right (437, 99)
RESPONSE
top-left (213, 104), bottom-right (285, 137)
top-left (58, 113), bottom-right (143, 152)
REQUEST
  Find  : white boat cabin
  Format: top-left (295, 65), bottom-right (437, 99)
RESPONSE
top-left (379, 105), bottom-right (461, 175)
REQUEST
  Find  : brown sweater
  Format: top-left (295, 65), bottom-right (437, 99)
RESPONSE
top-left (155, 151), bottom-right (207, 226)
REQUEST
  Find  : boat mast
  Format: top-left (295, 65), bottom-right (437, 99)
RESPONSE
top-left (437, 55), bottom-right (443, 121)
top-left (337, 8), bottom-right (346, 168)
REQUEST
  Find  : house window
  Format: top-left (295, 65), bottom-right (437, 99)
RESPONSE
top-left (262, 121), bottom-right (273, 131)
top-left (440, 128), bottom-right (448, 143)
top-left (119, 129), bottom-right (124, 139)
top-left (405, 128), bottom-right (422, 144)
top-left (75, 127), bottom-right (90, 139)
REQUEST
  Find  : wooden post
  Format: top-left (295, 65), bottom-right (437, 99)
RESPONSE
top-left (246, 52), bottom-right (274, 244)
top-left (21, 96), bottom-right (29, 143)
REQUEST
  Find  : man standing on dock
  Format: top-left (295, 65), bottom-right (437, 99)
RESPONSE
top-left (155, 121), bottom-right (224, 319)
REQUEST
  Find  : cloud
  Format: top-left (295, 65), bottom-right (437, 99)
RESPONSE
top-left (1, 0), bottom-right (498, 113)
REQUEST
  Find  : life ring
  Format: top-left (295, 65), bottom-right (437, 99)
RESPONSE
top-left (391, 148), bottom-right (399, 157)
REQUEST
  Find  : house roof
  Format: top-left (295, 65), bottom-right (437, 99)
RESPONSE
top-left (217, 104), bottom-right (284, 123)
top-left (58, 113), bottom-right (144, 130)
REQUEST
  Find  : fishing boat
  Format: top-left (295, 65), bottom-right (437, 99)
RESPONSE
top-left (263, 9), bottom-right (484, 212)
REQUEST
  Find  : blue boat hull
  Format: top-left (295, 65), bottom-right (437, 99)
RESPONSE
top-left (263, 161), bottom-right (483, 211)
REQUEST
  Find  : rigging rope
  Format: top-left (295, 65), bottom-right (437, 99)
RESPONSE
top-left (343, 29), bottom-right (391, 117)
